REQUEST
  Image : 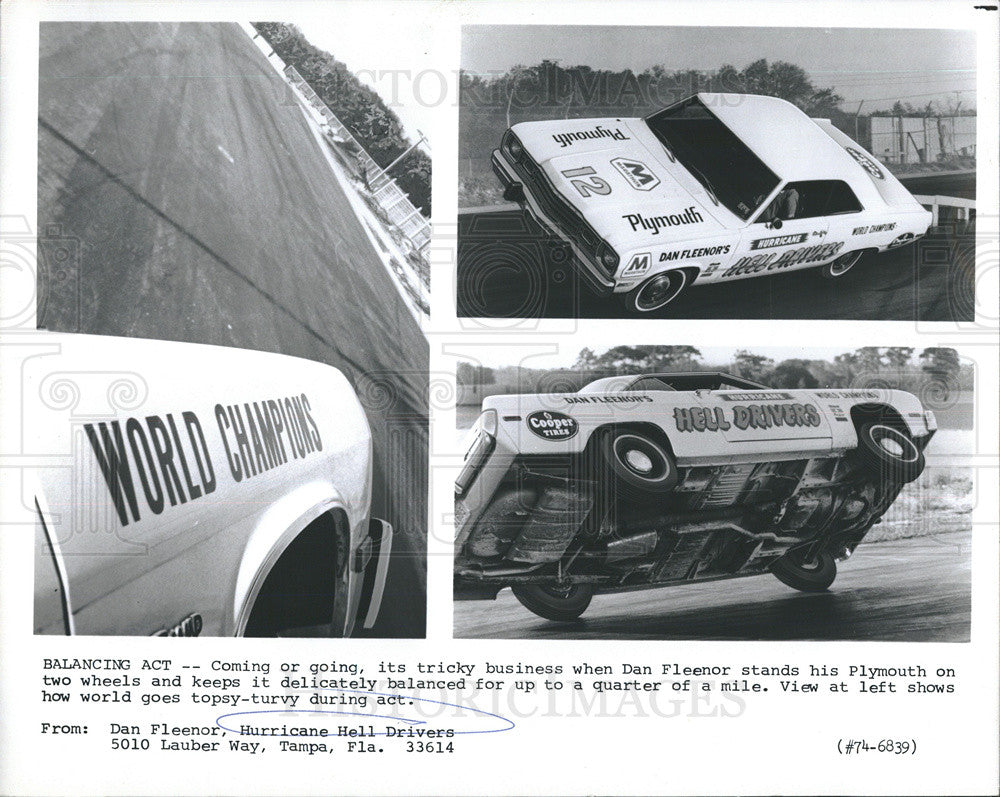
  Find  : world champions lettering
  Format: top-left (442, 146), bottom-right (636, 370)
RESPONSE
top-left (84, 392), bottom-right (322, 527)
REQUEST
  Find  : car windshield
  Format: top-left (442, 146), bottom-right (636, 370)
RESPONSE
top-left (644, 97), bottom-right (780, 221)
top-left (627, 373), bottom-right (768, 391)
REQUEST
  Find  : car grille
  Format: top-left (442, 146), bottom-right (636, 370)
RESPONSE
top-left (516, 156), bottom-right (584, 236)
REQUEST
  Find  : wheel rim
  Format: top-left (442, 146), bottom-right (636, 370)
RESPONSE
top-left (612, 434), bottom-right (670, 482)
top-left (542, 583), bottom-right (576, 599)
top-left (624, 448), bottom-right (654, 474)
top-left (635, 271), bottom-right (686, 311)
top-left (867, 424), bottom-right (919, 463)
top-left (828, 251), bottom-right (862, 277)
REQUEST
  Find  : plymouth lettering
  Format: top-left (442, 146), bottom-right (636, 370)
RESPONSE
top-left (845, 147), bottom-right (885, 179)
top-left (551, 125), bottom-right (630, 148)
top-left (623, 207), bottom-right (704, 235)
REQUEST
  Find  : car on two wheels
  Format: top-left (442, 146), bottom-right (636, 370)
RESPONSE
top-left (491, 92), bottom-right (932, 314)
top-left (454, 371), bottom-right (935, 622)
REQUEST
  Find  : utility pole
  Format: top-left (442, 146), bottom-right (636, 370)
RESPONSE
top-left (854, 100), bottom-right (864, 146)
top-left (379, 130), bottom-right (427, 177)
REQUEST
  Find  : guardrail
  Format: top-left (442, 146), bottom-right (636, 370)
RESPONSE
top-left (241, 24), bottom-right (431, 254)
top-left (912, 194), bottom-right (975, 226)
top-left (282, 66), bottom-right (431, 252)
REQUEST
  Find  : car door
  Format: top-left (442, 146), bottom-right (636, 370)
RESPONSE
top-left (723, 183), bottom-right (831, 280)
top-left (706, 389), bottom-right (834, 458)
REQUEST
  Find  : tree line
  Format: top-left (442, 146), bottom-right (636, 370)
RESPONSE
top-left (458, 346), bottom-right (970, 395)
top-left (253, 22), bottom-right (431, 215)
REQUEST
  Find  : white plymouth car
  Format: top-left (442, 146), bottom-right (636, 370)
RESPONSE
top-left (27, 334), bottom-right (392, 637)
top-left (492, 93), bottom-right (932, 313)
top-left (454, 371), bottom-right (935, 621)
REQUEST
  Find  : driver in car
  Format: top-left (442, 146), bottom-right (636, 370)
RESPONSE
top-left (759, 185), bottom-right (800, 222)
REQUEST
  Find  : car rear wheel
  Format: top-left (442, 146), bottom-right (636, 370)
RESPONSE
top-left (855, 420), bottom-right (925, 483)
top-left (772, 549), bottom-right (837, 592)
top-left (511, 582), bottom-right (594, 621)
top-left (623, 270), bottom-right (690, 313)
top-left (820, 250), bottom-right (864, 279)
top-left (600, 430), bottom-right (679, 501)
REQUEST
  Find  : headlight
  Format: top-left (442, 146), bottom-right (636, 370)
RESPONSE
top-left (502, 131), bottom-right (525, 162)
top-left (455, 410), bottom-right (497, 497)
top-left (597, 242), bottom-right (619, 275)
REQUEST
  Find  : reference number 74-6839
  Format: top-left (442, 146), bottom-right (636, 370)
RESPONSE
top-left (837, 738), bottom-right (917, 755)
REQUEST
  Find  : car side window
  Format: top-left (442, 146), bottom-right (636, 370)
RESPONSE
top-left (758, 180), bottom-right (863, 222)
top-left (628, 377), bottom-right (677, 392)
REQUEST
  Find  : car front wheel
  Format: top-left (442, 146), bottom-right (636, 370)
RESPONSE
top-left (622, 270), bottom-right (690, 313)
top-left (771, 549), bottom-right (837, 592)
top-left (600, 429), bottom-right (679, 501)
top-left (855, 420), bottom-right (925, 483)
top-left (820, 250), bottom-right (864, 279)
top-left (511, 582), bottom-right (594, 621)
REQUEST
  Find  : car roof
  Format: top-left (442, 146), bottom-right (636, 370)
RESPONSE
top-left (696, 92), bottom-right (878, 188)
top-left (579, 371), bottom-right (768, 393)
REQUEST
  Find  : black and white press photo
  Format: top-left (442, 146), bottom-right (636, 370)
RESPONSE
top-left (454, 345), bottom-right (974, 641)
top-left (32, 21), bottom-right (430, 637)
top-left (456, 26), bottom-right (977, 319)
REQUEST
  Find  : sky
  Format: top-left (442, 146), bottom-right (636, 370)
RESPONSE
top-left (296, 20), bottom-right (437, 144)
top-left (462, 26), bottom-right (976, 112)
top-left (463, 345), bottom-right (877, 371)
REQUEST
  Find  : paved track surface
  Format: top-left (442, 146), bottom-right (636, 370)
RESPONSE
top-left (456, 173), bottom-right (976, 320)
top-left (37, 22), bottom-right (426, 636)
top-left (455, 530), bottom-right (971, 641)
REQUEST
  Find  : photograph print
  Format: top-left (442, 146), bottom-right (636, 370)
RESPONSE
top-left (456, 26), bottom-right (976, 319)
top-left (32, 21), bottom-right (430, 638)
top-left (454, 344), bottom-right (973, 641)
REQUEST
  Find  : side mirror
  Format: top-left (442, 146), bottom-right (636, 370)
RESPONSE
top-left (768, 218), bottom-right (783, 230)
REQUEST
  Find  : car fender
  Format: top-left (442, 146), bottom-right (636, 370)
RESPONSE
top-left (231, 483), bottom-right (354, 636)
top-left (25, 332), bottom-right (376, 636)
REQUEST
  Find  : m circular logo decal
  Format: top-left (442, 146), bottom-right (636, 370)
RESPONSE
top-left (845, 147), bottom-right (885, 180)
top-left (526, 410), bottom-right (579, 440)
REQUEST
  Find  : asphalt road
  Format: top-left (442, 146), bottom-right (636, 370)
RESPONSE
top-left (456, 172), bottom-right (976, 320)
top-left (454, 529), bottom-right (971, 641)
top-left (37, 22), bottom-right (426, 636)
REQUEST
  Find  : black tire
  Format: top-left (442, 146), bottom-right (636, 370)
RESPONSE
top-left (771, 549), bottom-right (837, 592)
top-left (600, 430), bottom-right (679, 501)
top-left (819, 250), bottom-right (864, 279)
top-left (855, 420), bottom-right (925, 484)
top-left (511, 582), bottom-right (594, 621)
top-left (622, 270), bottom-right (690, 313)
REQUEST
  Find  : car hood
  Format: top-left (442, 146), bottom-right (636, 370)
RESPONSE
top-left (510, 117), bottom-right (738, 248)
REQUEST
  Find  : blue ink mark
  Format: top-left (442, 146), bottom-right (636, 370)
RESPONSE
top-left (216, 688), bottom-right (516, 736)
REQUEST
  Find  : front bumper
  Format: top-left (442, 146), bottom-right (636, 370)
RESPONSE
top-left (491, 149), bottom-right (615, 297)
top-left (353, 517), bottom-right (393, 631)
